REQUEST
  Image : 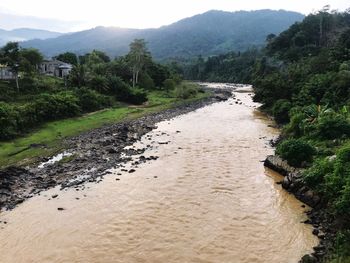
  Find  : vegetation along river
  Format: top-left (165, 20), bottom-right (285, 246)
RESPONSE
top-left (0, 84), bottom-right (318, 262)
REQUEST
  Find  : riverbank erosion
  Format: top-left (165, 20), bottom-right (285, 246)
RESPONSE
top-left (0, 88), bottom-right (232, 211)
top-left (264, 155), bottom-right (344, 263)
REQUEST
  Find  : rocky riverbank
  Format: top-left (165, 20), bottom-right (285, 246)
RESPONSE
top-left (264, 155), bottom-right (340, 263)
top-left (0, 88), bottom-right (232, 211)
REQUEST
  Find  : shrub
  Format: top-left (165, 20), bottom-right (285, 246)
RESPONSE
top-left (139, 73), bottom-right (155, 90)
top-left (127, 87), bottom-right (147, 105)
top-left (88, 74), bottom-right (109, 94)
top-left (75, 88), bottom-right (112, 112)
top-left (174, 84), bottom-right (198, 99)
top-left (33, 92), bottom-right (80, 121)
top-left (107, 76), bottom-right (132, 101)
top-left (285, 111), bottom-right (306, 137)
top-left (321, 145), bottom-right (350, 214)
top-left (163, 79), bottom-right (176, 93)
top-left (303, 158), bottom-right (334, 189)
top-left (0, 102), bottom-right (18, 140)
top-left (316, 113), bottom-right (350, 139)
top-left (107, 77), bottom-right (147, 104)
top-left (272, 99), bottom-right (292, 124)
top-left (276, 138), bottom-right (316, 167)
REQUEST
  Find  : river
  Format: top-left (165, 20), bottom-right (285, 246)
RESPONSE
top-left (0, 84), bottom-right (318, 263)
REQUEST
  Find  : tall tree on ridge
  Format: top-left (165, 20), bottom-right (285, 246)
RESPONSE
top-left (127, 39), bottom-right (150, 88)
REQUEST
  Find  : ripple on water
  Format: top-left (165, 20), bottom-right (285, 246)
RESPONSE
top-left (0, 85), bottom-right (318, 263)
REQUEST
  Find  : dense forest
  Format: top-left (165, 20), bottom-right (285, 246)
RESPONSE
top-left (185, 7), bottom-right (350, 261)
top-left (0, 39), bottom-right (197, 141)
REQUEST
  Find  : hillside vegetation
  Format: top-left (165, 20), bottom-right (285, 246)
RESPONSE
top-left (0, 40), bottom-right (200, 143)
top-left (20, 10), bottom-right (304, 60)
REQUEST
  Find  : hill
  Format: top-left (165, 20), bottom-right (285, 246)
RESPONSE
top-left (0, 28), bottom-right (63, 46)
top-left (21, 9), bottom-right (304, 60)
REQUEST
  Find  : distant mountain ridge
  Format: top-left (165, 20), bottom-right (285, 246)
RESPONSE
top-left (0, 28), bottom-right (63, 46)
top-left (20, 9), bottom-right (304, 60)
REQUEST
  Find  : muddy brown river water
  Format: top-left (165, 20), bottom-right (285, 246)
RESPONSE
top-left (0, 84), bottom-right (318, 263)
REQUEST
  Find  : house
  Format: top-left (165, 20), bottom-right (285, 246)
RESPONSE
top-left (39, 59), bottom-right (72, 78)
top-left (0, 64), bottom-right (15, 80)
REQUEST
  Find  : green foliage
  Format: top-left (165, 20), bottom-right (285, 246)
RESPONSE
top-left (127, 39), bottom-right (151, 88)
top-left (139, 73), bottom-right (155, 90)
top-left (272, 99), bottom-right (292, 124)
top-left (295, 73), bottom-right (336, 105)
top-left (304, 158), bottom-right (334, 189)
top-left (75, 88), bottom-right (112, 112)
top-left (55, 52), bottom-right (78, 65)
top-left (19, 48), bottom-right (43, 75)
top-left (0, 91), bottom-right (81, 140)
top-left (332, 230), bottom-right (350, 261)
top-left (88, 74), bottom-right (109, 93)
top-left (0, 39), bottom-right (203, 141)
top-left (315, 113), bottom-right (350, 139)
top-left (163, 79), bottom-right (176, 93)
top-left (182, 49), bottom-right (260, 83)
top-left (127, 87), bottom-right (147, 105)
top-left (285, 110), bottom-right (306, 137)
top-left (174, 83), bottom-right (198, 99)
top-left (276, 138), bottom-right (315, 167)
top-left (0, 102), bottom-right (18, 139)
top-left (32, 92), bottom-right (81, 121)
top-left (69, 64), bottom-right (87, 88)
top-left (107, 76), bottom-right (131, 101)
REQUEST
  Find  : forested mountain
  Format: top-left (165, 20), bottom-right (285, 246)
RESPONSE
top-left (20, 9), bottom-right (304, 60)
top-left (0, 28), bottom-right (63, 46)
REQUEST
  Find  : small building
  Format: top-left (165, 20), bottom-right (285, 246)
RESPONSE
top-left (39, 60), bottom-right (73, 78)
top-left (0, 64), bottom-right (15, 80)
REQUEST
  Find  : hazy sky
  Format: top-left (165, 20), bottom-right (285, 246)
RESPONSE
top-left (1, 0), bottom-right (349, 32)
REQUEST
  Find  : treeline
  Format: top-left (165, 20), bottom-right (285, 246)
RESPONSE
top-left (184, 7), bottom-right (350, 260)
top-left (0, 39), bottom-right (185, 140)
top-left (179, 49), bottom-right (260, 83)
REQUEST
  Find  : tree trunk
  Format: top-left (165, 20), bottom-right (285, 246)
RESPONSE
top-left (132, 69), bottom-right (136, 88)
top-left (15, 74), bottom-right (20, 92)
top-left (135, 70), bottom-right (139, 85)
top-left (319, 15), bottom-right (323, 46)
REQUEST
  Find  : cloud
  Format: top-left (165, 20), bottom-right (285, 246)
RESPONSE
top-left (0, 12), bottom-right (81, 32)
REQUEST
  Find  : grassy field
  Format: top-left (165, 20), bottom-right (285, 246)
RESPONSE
top-left (0, 89), bottom-right (210, 168)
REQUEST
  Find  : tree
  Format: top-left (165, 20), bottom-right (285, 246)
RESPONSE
top-left (127, 39), bottom-right (150, 88)
top-left (0, 42), bottom-right (20, 91)
top-left (163, 79), bottom-right (176, 93)
top-left (69, 64), bottom-right (87, 88)
top-left (20, 48), bottom-right (43, 76)
top-left (55, 52), bottom-right (78, 65)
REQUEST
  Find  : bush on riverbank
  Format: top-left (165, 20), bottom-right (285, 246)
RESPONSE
top-left (276, 138), bottom-right (315, 167)
top-left (174, 83), bottom-right (198, 99)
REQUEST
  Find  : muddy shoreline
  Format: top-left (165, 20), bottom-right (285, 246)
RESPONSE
top-left (0, 88), bottom-right (232, 211)
top-left (264, 155), bottom-right (341, 263)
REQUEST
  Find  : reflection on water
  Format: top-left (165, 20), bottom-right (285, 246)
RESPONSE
top-left (0, 85), bottom-right (318, 263)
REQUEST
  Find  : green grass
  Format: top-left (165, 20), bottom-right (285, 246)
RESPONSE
top-left (0, 89), bottom-right (210, 168)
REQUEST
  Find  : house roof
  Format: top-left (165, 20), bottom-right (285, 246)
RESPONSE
top-left (42, 59), bottom-right (72, 67)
